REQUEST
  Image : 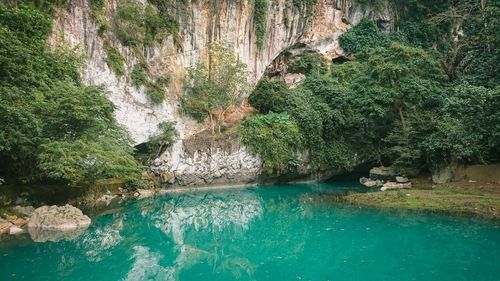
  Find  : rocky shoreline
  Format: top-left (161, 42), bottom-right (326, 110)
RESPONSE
top-left (359, 166), bottom-right (412, 191)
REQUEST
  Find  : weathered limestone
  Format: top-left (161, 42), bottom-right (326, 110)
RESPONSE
top-left (27, 205), bottom-right (91, 230)
top-left (49, 0), bottom-right (395, 187)
top-left (150, 132), bottom-right (262, 187)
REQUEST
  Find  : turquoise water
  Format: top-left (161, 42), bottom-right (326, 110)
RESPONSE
top-left (1, 183), bottom-right (500, 281)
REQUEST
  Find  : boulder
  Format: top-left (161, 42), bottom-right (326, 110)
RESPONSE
top-left (431, 164), bottom-right (457, 183)
top-left (12, 205), bottom-right (35, 217)
top-left (369, 166), bottom-right (396, 180)
top-left (27, 204), bottom-right (91, 230)
top-left (380, 182), bottom-right (412, 191)
top-left (9, 225), bottom-right (25, 235)
top-left (395, 176), bottom-right (409, 183)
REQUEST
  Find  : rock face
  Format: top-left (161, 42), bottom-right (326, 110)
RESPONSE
top-left (27, 205), bottom-right (91, 230)
top-left (50, 0), bottom-right (395, 187)
top-left (150, 132), bottom-right (262, 187)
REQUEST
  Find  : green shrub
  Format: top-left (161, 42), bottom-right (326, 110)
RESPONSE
top-left (248, 78), bottom-right (288, 113)
top-left (239, 113), bottom-right (304, 174)
top-left (148, 121), bottom-right (178, 156)
top-left (339, 18), bottom-right (389, 53)
top-left (131, 62), bottom-right (148, 87)
top-left (113, 1), bottom-right (178, 47)
top-left (253, 0), bottom-right (268, 49)
top-left (288, 52), bottom-right (328, 75)
top-left (104, 42), bottom-right (125, 76)
top-left (92, 0), bottom-right (105, 13)
top-left (182, 44), bottom-right (248, 128)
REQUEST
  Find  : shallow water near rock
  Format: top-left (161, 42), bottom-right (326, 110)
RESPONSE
top-left (1, 183), bottom-right (499, 281)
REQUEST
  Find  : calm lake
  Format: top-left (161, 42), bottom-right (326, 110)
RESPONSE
top-left (1, 183), bottom-right (499, 281)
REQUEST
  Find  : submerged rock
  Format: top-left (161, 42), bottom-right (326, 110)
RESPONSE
top-left (380, 182), bottom-right (412, 191)
top-left (27, 204), bottom-right (91, 230)
top-left (369, 166), bottom-right (397, 180)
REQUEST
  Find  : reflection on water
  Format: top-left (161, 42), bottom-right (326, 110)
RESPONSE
top-left (1, 183), bottom-right (500, 281)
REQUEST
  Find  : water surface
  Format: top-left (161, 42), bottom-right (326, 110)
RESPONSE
top-left (1, 183), bottom-right (499, 281)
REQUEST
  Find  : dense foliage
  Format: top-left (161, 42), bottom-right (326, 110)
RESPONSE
top-left (0, 3), bottom-right (142, 186)
top-left (253, 0), bottom-right (268, 49)
top-left (244, 0), bottom-right (499, 176)
top-left (182, 44), bottom-right (249, 130)
top-left (113, 0), bottom-right (178, 48)
top-left (239, 113), bottom-right (304, 174)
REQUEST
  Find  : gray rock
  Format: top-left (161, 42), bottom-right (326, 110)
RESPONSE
top-left (369, 166), bottom-right (396, 180)
top-left (27, 204), bottom-right (91, 230)
top-left (12, 205), bottom-right (35, 216)
top-left (360, 177), bottom-right (384, 188)
top-left (380, 182), bottom-right (412, 191)
top-left (431, 165), bottom-right (456, 183)
top-left (395, 176), bottom-right (409, 183)
top-left (9, 225), bottom-right (25, 235)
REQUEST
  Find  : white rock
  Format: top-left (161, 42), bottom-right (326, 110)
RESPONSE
top-left (28, 204), bottom-right (91, 230)
top-left (96, 194), bottom-right (116, 205)
top-left (360, 177), bottom-right (384, 188)
top-left (9, 225), bottom-right (25, 235)
top-left (395, 176), bottom-right (409, 183)
top-left (380, 182), bottom-right (412, 191)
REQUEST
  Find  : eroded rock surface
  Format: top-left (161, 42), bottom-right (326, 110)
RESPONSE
top-left (28, 204), bottom-right (91, 230)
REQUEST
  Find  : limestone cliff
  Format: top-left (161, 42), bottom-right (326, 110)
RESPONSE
top-left (49, 0), bottom-right (394, 187)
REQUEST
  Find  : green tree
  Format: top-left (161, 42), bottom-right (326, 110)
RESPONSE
top-left (239, 113), bottom-right (304, 174)
top-left (248, 78), bottom-right (288, 113)
top-left (0, 4), bottom-right (142, 186)
top-left (182, 43), bottom-right (249, 132)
